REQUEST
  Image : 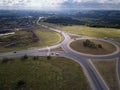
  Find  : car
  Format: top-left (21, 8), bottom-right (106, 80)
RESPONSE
top-left (50, 52), bottom-right (54, 55)
top-left (55, 53), bottom-right (59, 56)
top-left (14, 51), bottom-right (16, 53)
top-left (74, 38), bottom-right (76, 40)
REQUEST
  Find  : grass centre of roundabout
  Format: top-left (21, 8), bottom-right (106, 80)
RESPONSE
top-left (70, 39), bottom-right (117, 55)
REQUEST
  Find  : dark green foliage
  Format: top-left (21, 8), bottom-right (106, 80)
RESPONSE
top-left (1, 58), bottom-right (14, 64)
top-left (43, 10), bottom-right (120, 29)
top-left (33, 56), bottom-right (39, 60)
top-left (15, 80), bottom-right (26, 89)
top-left (98, 44), bottom-right (103, 48)
top-left (44, 17), bottom-right (84, 26)
top-left (1, 58), bottom-right (9, 64)
top-left (47, 56), bottom-right (52, 60)
top-left (83, 39), bottom-right (103, 49)
top-left (21, 55), bottom-right (28, 61)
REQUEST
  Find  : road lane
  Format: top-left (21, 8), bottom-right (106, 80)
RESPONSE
top-left (1, 17), bottom-right (120, 90)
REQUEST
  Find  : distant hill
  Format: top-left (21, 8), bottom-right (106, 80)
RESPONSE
top-left (43, 10), bottom-right (120, 28)
top-left (0, 10), bottom-right (54, 18)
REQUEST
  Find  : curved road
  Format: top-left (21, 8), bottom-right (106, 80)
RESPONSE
top-left (0, 17), bottom-right (120, 90)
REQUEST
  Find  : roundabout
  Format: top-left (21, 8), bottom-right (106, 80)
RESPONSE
top-left (0, 17), bottom-right (120, 90)
top-left (69, 39), bottom-right (118, 56)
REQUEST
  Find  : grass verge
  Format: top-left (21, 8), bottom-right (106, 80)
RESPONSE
top-left (92, 59), bottom-right (120, 90)
top-left (114, 40), bottom-right (120, 43)
top-left (0, 56), bottom-right (90, 90)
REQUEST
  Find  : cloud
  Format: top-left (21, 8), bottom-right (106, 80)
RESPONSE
top-left (0, 0), bottom-right (29, 6)
top-left (28, 0), bottom-right (65, 8)
top-left (0, 0), bottom-right (65, 7)
top-left (73, 0), bottom-right (120, 3)
top-left (61, 0), bottom-right (120, 10)
top-left (0, 0), bottom-right (120, 10)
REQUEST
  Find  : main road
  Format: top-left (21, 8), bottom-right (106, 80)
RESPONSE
top-left (0, 17), bottom-right (120, 90)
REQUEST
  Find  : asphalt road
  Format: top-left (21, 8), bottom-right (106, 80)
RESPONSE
top-left (0, 17), bottom-right (120, 90)
top-left (118, 58), bottom-right (120, 86)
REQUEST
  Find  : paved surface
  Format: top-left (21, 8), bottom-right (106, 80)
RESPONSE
top-left (0, 17), bottom-right (120, 90)
top-left (118, 58), bottom-right (120, 86)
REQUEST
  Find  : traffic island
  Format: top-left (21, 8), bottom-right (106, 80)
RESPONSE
top-left (70, 39), bottom-right (117, 55)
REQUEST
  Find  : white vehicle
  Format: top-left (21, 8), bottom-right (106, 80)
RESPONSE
top-left (55, 53), bottom-right (59, 56)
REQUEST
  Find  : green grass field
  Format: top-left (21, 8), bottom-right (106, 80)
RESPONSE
top-left (0, 28), bottom-right (62, 53)
top-left (35, 28), bottom-right (63, 47)
top-left (0, 56), bottom-right (90, 90)
top-left (70, 39), bottom-right (116, 55)
top-left (58, 25), bottom-right (120, 38)
top-left (92, 59), bottom-right (120, 90)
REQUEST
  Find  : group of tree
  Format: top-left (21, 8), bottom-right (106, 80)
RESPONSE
top-left (1, 58), bottom-right (14, 64)
top-left (15, 80), bottom-right (26, 89)
top-left (43, 16), bottom-right (85, 26)
top-left (83, 40), bottom-right (103, 49)
top-left (43, 11), bottom-right (120, 29)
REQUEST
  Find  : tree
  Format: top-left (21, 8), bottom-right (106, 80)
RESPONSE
top-left (33, 56), bottom-right (39, 60)
top-left (1, 58), bottom-right (9, 63)
top-left (98, 44), bottom-right (103, 48)
top-left (47, 56), bottom-right (51, 60)
top-left (15, 80), bottom-right (26, 89)
top-left (83, 39), bottom-right (103, 49)
top-left (21, 55), bottom-right (28, 61)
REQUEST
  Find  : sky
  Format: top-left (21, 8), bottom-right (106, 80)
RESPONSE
top-left (0, 0), bottom-right (120, 10)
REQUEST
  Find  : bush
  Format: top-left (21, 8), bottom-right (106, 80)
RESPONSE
top-left (1, 58), bottom-right (14, 64)
top-left (33, 56), bottom-right (39, 60)
top-left (98, 44), bottom-right (103, 48)
top-left (83, 40), bottom-right (103, 49)
top-left (1, 58), bottom-right (9, 64)
top-left (47, 56), bottom-right (51, 60)
top-left (21, 55), bottom-right (28, 61)
top-left (15, 80), bottom-right (26, 89)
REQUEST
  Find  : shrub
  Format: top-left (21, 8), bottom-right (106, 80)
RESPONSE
top-left (33, 56), bottom-right (39, 60)
top-left (83, 40), bottom-right (103, 49)
top-left (47, 56), bottom-right (51, 60)
top-left (1, 58), bottom-right (9, 64)
top-left (15, 80), bottom-right (26, 89)
top-left (21, 55), bottom-right (28, 61)
top-left (98, 44), bottom-right (103, 48)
